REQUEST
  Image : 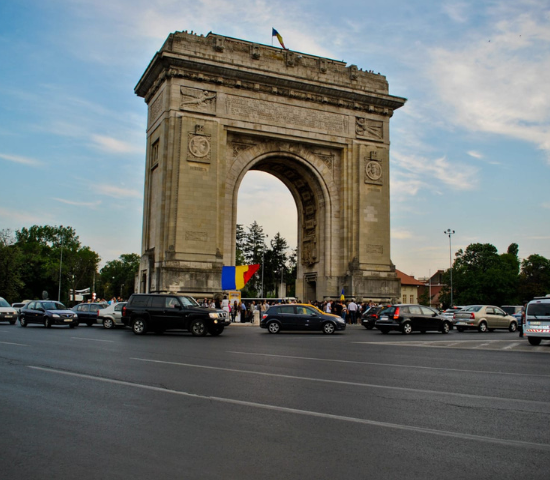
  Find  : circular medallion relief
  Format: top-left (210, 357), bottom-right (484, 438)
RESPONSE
top-left (366, 161), bottom-right (382, 181)
top-left (189, 135), bottom-right (211, 158)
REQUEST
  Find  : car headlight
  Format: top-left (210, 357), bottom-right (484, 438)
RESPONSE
top-left (52, 314), bottom-right (60, 318)
top-left (209, 313), bottom-right (219, 319)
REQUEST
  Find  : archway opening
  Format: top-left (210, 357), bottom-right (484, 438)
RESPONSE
top-left (236, 170), bottom-right (297, 298)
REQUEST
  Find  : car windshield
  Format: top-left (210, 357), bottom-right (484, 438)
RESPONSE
top-left (462, 306), bottom-right (481, 312)
top-left (0, 298), bottom-right (10, 308)
top-left (178, 296), bottom-right (199, 307)
top-left (527, 303), bottom-right (550, 317)
top-left (42, 302), bottom-right (66, 310)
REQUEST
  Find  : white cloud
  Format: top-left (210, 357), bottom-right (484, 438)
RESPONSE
top-left (391, 229), bottom-right (414, 240)
top-left (442, 2), bottom-right (469, 23)
top-left (426, 7), bottom-right (550, 161)
top-left (467, 151), bottom-right (483, 159)
top-left (0, 207), bottom-right (48, 225)
top-left (53, 198), bottom-right (102, 208)
top-left (91, 135), bottom-right (143, 154)
top-left (0, 153), bottom-right (42, 166)
top-left (542, 203), bottom-right (550, 209)
top-left (96, 185), bottom-right (142, 199)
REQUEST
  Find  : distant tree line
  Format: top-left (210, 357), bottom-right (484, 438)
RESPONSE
top-left (437, 243), bottom-right (550, 307)
top-left (236, 221), bottom-right (297, 298)
top-left (0, 226), bottom-right (139, 304)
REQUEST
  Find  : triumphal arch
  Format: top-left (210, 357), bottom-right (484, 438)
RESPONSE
top-left (135, 31), bottom-right (406, 301)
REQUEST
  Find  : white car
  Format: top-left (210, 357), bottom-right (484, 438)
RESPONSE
top-left (97, 302), bottom-right (127, 329)
top-left (0, 297), bottom-right (17, 324)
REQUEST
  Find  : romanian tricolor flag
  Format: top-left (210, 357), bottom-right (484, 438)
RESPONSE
top-left (222, 264), bottom-right (260, 290)
top-left (272, 28), bottom-right (287, 50)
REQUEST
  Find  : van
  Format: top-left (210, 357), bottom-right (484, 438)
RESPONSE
top-left (524, 295), bottom-right (550, 346)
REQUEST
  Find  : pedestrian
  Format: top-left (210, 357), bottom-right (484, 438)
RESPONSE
top-left (348, 299), bottom-right (358, 325)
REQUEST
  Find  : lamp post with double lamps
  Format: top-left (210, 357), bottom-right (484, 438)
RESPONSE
top-left (443, 229), bottom-right (455, 306)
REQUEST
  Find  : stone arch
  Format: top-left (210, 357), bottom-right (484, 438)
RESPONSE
top-left (223, 138), bottom-right (342, 298)
top-left (135, 30), bottom-right (405, 301)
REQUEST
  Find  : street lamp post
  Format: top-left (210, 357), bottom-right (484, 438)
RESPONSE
top-left (58, 234), bottom-right (64, 302)
top-left (261, 235), bottom-right (268, 297)
top-left (444, 229), bottom-right (455, 306)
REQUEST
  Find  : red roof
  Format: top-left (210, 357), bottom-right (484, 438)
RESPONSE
top-left (395, 269), bottom-right (424, 286)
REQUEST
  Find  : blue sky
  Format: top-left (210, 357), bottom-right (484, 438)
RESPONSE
top-left (1, 0), bottom-right (549, 279)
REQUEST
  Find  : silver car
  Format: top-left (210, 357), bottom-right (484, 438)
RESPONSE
top-left (453, 305), bottom-right (518, 333)
top-left (98, 302), bottom-right (127, 329)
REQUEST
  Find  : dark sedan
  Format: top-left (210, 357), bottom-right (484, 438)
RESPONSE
top-left (20, 300), bottom-right (78, 328)
top-left (361, 305), bottom-right (387, 330)
top-left (261, 303), bottom-right (346, 334)
top-left (72, 302), bottom-right (108, 326)
top-left (375, 304), bottom-right (451, 335)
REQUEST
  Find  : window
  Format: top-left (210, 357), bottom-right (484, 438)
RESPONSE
top-left (279, 306), bottom-right (295, 314)
top-left (421, 306), bottom-right (436, 315)
top-left (402, 295), bottom-right (406, 303)
top-left (410, 295), bottom-right (414, 303)
top-left (151, 296), bottom-right (166, 308)
top-left (132, 296), bottom-right (150, 307)
top-left (409, 305), bottom-right (422, 314)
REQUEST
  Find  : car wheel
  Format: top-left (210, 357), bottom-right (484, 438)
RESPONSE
top-left (478, 321), bottom-right (488, 333)
top-left (441, 322), bottom-right (450, 334)
top-left (103, 318), bottom-right (114, 329)
top-left (132, 318), bottom-right (148, 335)
top-left (457, 327), bottom-right (464, 332)
top-left (322, 322), bottom-right (336, 334)
top-left (402, 322), bottom-right (412, 335)
top-left (20, 317), bottom-right (27, 327)
top-left (509, 322), bottom-right (517, 332)
top-left (208, 325), bottom-right (224, 336)
top-left (190, 319), bottom-right (207, 336)
top-left (528, 337), bottom-right (542, 346)
top-left (267, 322), bottom-right (280, 334)
top-left (380, 328), bottom-right (390, 334)
top-left (44, 317), bottom-right (52, 328)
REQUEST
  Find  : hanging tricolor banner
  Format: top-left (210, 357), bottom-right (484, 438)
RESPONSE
top-left (222, 264), bottom-right (260, 290)
top-left (340, 288), bottom-right (345, 301)
top-left (272, 28), bottom-right (287, 50)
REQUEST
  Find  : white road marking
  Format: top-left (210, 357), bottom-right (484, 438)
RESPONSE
top-left (70, 337), bottom-right (114, 343)
top-left (27, 365), bottom-right (550, 452)
top-left (227, 351), bottom-right (550, 378)
top-left (503, 343), bottom-right (521, 350)
top-left (0, 341), bottom-right (28, 346)
top-left (129, 357), bottom-right (550, 408)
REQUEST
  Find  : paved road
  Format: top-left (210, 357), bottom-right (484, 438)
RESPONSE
top-left (1, 323), bottom-right (549, 479)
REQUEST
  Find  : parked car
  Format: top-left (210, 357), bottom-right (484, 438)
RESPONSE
top-left (0, 297), bottom-right (18, 325)
top-left (72, 302), bottom-right (108, 326)
top-left (453, 305), bottom-right (518, 332)
top-left (20, 300), bottom-right (78, 328)
top-left (375, 304), bottom-right (451, 335)
top-left (98, 302), bottom-right (127, 329)
top-left (122, 294), bottom-right (229, 336)
top-left (361, 305), bottom-right (386, 330)
top-left (501, 305), bottom-right (522, 316)
top-left (523, 295), bottom-right (550, 346)
top-left (441, 306), bottom-right (465, 321)
top-left (261, 303), bottom-right (346, 334)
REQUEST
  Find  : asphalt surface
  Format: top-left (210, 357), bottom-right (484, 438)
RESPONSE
top-left (1, 321), bottom-right (549, 479)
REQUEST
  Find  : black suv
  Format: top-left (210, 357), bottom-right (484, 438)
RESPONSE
top-left (361, 305), bottom-right (387, 330)
top-left (122, 294), bottom-right (229, 336)
top-left (375, 304), bottom-right (451, 335)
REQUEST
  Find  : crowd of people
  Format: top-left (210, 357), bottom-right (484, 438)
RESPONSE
top-left (198, 296), bottom-right (381, 324)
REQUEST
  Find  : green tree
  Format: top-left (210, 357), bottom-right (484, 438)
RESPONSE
top-left (0, 229), bottom-right (24, 302)
top-left (99, 253), bottom-right (140, 300)
top-left (235, 224), bottom-right (246, 266)
top-left (439, 242), bottom-right (520, 307)
top-left (519, 254), bottom-right (550, 301)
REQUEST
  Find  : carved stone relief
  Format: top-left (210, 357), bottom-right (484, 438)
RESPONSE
top-left (187, 125), bottom-right (211, 163)
top-left (149, 92), bottom-right (164, 124)
top-left (364, 151), bottom-right (383, 186)
top-left (356, 117), bottom-right (383, 140)
top-left (180, 86), bottom-right (217, 114)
